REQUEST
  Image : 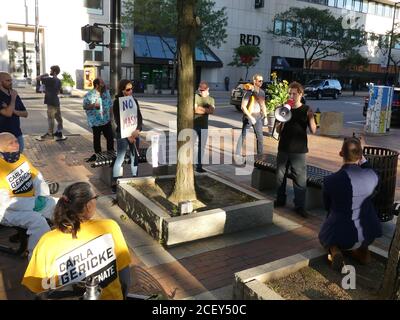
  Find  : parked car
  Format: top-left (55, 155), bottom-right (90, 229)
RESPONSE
top-left (304, 79), bottom-right (342, 100)
top-left (363, 87), bottom-right (400, 126)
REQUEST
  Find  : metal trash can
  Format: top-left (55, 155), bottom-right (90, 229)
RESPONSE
top-left (363, 146), bottom-right (399, 222)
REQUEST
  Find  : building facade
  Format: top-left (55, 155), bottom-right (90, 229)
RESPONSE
top-left (1, 0), bottom-right (399, 91)
top-left (211, 0), bottom-right (400, 90)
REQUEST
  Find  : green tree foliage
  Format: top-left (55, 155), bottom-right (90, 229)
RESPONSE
top-left (339, 50), bottom-right (369, 71)
top-left (122, 0), bottom-right (228, 52)
top-left (371, 25), bottom-right (400, 81)
top-left (228, 45), bottom-right (262, 80)
top-left (270, 7), bottom-right (366, 71)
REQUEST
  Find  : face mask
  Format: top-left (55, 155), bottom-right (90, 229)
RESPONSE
top-left (0, 151), bottom-right (20, 163)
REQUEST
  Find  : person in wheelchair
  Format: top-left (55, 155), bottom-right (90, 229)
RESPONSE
top-left (22, 182), bottom-right (132, 300)
top-left (0, 132), bottom-right (57, 258)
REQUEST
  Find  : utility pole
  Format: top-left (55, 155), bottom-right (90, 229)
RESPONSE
top-left (35, 0), bottom-right (41, 92)
top-left (385, 2), bottom-right (400, 85)
top-left (109, 0), bottom-right (121, 96)
top-left (22, 0), bottom-right (28, 78)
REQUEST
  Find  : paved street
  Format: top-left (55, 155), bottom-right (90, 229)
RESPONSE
top-left (21, 89), bottom-right (369, 138)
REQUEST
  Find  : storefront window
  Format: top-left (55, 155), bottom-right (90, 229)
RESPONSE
top-left (328, 0), bottom-right (336, 7)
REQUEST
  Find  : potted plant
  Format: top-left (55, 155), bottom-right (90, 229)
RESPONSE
top-left (265, 72), bottom-right (289, 130)
top-left (61, 72), bottom-right (75, 95)
top-left (228, 45), bottom-right (262, 80)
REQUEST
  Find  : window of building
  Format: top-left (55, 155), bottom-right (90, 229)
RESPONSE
top-left (377, 3), bottom-right (384, 16)
top-left (354, 0), bottom-right (361, 12)
top-left (368, 1), bottom-right (376, 15)
top-left (328, 0), bottom-right (336, 6)
top-left (84, 0), bottom-right (103, 15)
top-left (384, 5), bottom-right (393, 17)
top-left (361, 0), bottom-right (368, 13)
top-left (83, 45), bottom-right (104, 62)
top-left (296, 22), bottom-right (304, 37)
top-left (285, 21), bottom-right (295, 37)
top-left (274, 20), bottom-right (283, 35)
top-left (336, 0), bottom-right (345, 8)
top-left (345, 0), bottom-right (353, 10)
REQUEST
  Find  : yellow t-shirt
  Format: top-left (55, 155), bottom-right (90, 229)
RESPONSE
top-left (0, 154), bottom-right (39, 197)
top-left (22, 219), bottom-right (131, 300)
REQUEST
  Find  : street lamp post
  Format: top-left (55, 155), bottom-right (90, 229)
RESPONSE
top-left (22, 0), bottom-right (28, 78)
top-left (109, 0), bottom-right (121, 96)
top-left (35, 0), bottom-right (41, 92)
top-left (385, 2), bottom-right (400, 84)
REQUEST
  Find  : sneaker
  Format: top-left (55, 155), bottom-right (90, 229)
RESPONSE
top-left (295, 207), bottom-right (309, 218)
top-left (54, 132), bottom-right (67, 141)
top-left (274, 200), bottom-right (286, 208)
top-left (36, 132), bottom-right (54, 141)
top-left (195, 167), bottom-right (207, 173)
top-left (328, 246), bottom-right (344, 272)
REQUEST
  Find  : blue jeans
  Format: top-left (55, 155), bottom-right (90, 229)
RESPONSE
top-left (276, 151), bottom-right (307, 209)
top-left (236, 114), bottom-right (264, 156)
top-left (112, 137), bottom-right (139, 178)
top-left (17, 135), bottom-right (24, 153)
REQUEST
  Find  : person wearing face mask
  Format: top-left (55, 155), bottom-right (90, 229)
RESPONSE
top-left (194, 81), bottom-right (215, 173)
top-left (111, 80), bottom-right (143, 193)
top-left (22, 182), bottom-right (132, 300)
top-left (83, 78), bottom-right (114, 161)
top-left (0, 72), bottom-right (28, 152)
top-left (0, 132), bottom-right (57, 258)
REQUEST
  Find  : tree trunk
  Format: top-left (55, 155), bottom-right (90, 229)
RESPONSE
top-left (168, 0), bottom-right (197, 206)
top-left (379, 215), bottom-right (400, 300)
top-left (170, 54), bottom-right (178, 95)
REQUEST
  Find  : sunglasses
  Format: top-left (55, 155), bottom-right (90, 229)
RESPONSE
top-left (91, 195), bottom-right (99, 201)
top-left (124, 87), bottom-right (133, 92)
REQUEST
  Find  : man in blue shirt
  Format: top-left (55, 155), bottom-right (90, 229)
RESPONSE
top-left (0, 72), bottom-right (28, 152)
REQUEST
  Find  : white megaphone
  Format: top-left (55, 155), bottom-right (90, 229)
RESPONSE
top-left (274, 99), bottom-right (294, 123)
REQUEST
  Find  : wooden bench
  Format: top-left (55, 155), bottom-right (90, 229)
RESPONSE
top-left (251, 154), bottom-right (332, 210)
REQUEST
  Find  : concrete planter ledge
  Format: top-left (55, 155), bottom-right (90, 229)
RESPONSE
top-left (233, 246), bottom-right (387, 300)
top-left (116, 173), bottom-right (273, 247)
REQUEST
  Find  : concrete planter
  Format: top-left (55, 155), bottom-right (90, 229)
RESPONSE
top-left (233, 246), bottom-right (387, 300)
top-left (116, 173), bottom-right (273, 247)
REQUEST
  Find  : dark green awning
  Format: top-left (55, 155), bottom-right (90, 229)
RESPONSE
top-left (134, 33), bottom-right (223, 68)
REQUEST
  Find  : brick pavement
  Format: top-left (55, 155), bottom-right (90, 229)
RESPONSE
top-left (0, 126), bottom-right (398, 300)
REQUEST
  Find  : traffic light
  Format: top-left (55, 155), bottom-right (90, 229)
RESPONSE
top-left (255, 0), bottom-right (264, 8)
top-left (81, 24), bottom-right (104, 44)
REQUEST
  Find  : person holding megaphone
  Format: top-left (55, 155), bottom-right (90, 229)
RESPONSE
top-left (274, 82), bottom-right (317, 218)
top-left (235, 74), bottom-right (267, 163)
